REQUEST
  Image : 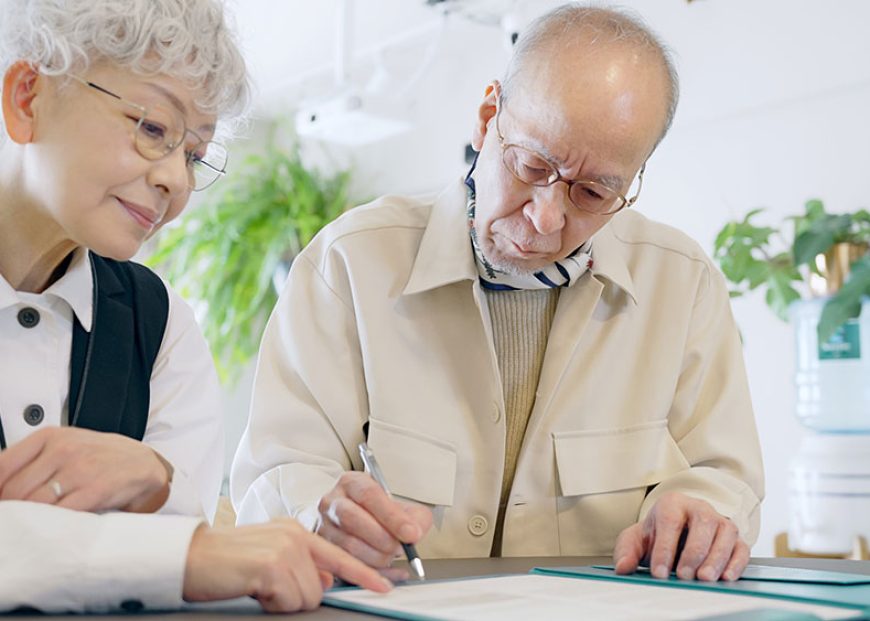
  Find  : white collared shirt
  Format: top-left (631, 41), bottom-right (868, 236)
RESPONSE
top-left (0, 248), bottom-right (223, 611)
top-left (0, 248), bottom-right (223, 516)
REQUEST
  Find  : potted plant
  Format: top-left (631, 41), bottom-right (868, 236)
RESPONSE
top-left (147, 138), bottom-right (351, 383)
top-left (713, 199), bottom-right (870, 341)
top-left (714, 198), bottom-right (870, 431)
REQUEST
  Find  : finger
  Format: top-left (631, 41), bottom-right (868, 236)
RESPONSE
top-left (1, 451), bottom-right (60, 501)
top-left (319, 570), bottom-right (334, 591)
top-left (613, 523), bottom-right (645, 575)
top-left (291, 554), bottom-right (325, 611)
top-left (380, 566), bottom-right (410, 584)
top-left (675, 513), bottom-right (720, 580)
top-left (257, 572), bottom-right (304, 614)
top-left (401, 501), bottom-right (434, 535)
top-left (325, 496), bottom-right (402, 555)
top-left (720, 539), bottom-right (750, 582)
top-left (317, 517), bottom-right (396, 568)
top-left (696, 521), bottom-right (740, 582)
top-left (56, 485), bottom-right (108, 513)
top-left (310, 534), bottom-right (393, 594)
top-left (347, 476), bottom-right (422, 543)
top-left (0, 430), bottom-right (50, 489)
top-left (648, 508), bottom-right (687, 579)
top-left (25, 479), bottom-right (66, 506)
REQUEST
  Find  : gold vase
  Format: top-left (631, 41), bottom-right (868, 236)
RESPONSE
top-left (809, 242), bottom-right (869, 297)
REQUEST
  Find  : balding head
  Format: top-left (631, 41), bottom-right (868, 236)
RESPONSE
top-left (502, 4), bottom-right (679, 149)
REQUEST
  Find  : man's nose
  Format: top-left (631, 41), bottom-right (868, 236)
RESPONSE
top-left (524, 184), bottom-right (568, 235)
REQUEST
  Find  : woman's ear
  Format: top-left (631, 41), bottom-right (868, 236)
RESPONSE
top-left (2, 61), bottom-right (42, 144)
top-left (471, 80), bottom-right (499, 152)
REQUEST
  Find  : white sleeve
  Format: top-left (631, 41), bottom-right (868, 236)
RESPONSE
top-left (0, 501), bottom-right (201, 613)
top-left (145, 284), bottom-right (224, 522)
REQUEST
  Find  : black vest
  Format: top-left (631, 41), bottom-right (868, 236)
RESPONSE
top-left (67, 254), bottom-right (169, 440)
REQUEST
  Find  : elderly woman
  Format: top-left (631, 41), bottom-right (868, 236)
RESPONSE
top-left (0, 0), bottom-right (389, 613)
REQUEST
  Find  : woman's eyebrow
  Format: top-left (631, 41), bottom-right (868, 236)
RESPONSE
top-left (143, 82), bottom-right (215, 135)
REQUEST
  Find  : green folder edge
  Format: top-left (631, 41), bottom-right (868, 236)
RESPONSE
top-left (530, 566), bottom-right (870, 616)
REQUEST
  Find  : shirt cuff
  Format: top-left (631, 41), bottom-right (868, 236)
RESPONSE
top-left (80, 512), bottom-right (203, 612)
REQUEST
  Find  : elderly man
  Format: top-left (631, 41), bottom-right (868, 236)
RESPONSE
top-left (232, 4), bottom-right (764, 583)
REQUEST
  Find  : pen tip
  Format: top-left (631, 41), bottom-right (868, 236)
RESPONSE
top-left (411, 558), bottom-right (426, 580)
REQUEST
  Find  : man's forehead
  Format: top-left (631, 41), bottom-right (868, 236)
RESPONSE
top-left (504, 48), bottom-right (667, 157)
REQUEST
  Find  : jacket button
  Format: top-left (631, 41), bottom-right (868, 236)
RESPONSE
top-left (491, 404), bottom-right (501, 423)
top-left (468, 514), bottom-right (489, 536)
top-left (17, 307), bottom-right (40, 329)
top-left (23, 404), bottom-right (44, 426)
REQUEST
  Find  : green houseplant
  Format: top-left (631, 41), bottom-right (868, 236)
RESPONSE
top-left (713, 199), bottom-right (870, 341)
top-left (147, 139), bottom-right (351, 382)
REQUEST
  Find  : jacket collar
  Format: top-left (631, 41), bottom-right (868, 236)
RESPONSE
top-left (402, 178), bottom-right (638, 304)
top-left (403, 180), bottom-right (478, 295)
top-left (588, 219), bottom-right (638, 305)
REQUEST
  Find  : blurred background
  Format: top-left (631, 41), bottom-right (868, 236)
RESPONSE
top-left (147, 0), bottom-right (870, 557)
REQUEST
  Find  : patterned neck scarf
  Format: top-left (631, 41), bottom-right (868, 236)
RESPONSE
top-left (465, 162), bottom-right (593, 291)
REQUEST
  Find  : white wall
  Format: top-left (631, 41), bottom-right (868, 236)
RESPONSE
top-left (219, 0), bottom-right (870, 556)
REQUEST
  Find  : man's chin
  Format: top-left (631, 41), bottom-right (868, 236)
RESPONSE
top-left (488, 254), bottom-right (548, 276)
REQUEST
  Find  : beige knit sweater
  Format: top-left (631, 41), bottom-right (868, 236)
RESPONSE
top-left (485, 287), bottom-right (560, 555)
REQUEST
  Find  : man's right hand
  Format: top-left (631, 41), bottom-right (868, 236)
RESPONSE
top-left (183, 518), bottom-right (392, 613)
top-left (316, 472), bottom-right (433, 577)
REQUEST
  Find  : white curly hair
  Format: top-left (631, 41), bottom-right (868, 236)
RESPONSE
top-left (0, 0), bottom-right (251, 140)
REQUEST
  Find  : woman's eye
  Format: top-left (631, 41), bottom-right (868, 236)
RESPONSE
top-left (138, 120), bottom-right (167, 140)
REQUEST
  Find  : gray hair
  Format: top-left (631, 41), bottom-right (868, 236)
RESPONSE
top-left (0, 0), bottom-right (251, 139)
top-left (502, 3), bottom-right (680, 148)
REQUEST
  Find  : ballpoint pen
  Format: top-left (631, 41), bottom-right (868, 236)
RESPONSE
top-left (358, 442), bottom-right (426, 580)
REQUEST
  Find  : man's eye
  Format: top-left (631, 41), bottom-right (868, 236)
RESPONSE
top-left (518, 163), bottom-right (549, 179)
top-left (579, 185), bottom-right (605, 201)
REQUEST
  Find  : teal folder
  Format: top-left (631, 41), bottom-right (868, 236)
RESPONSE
top-left (531, 565), bottom-right (870, 616)
top-left (323, 565), bottom-right (870, 620)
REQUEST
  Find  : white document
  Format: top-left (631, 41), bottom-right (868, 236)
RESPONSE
top-left (325, 574), bottom-right (860, 620)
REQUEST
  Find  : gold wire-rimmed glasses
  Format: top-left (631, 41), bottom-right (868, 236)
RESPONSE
top-left (493, 96), bottom-right (644, 216)
top-left (68, 75), bottom-right (227, 191)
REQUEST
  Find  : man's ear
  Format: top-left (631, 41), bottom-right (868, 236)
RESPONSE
top-left (2, 61), bottom-right (42, 144)
top-left (471, 81), bottom-right (499, 152)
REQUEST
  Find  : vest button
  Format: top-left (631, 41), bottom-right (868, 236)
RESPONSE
top-left (23, 404), bottom-right (44, 426)
top-left (17, 307), bottom-right (40, 329)
top-left (468, 514), bottom-right (489, 536)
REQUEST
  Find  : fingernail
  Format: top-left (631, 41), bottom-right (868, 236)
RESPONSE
top-left (677, 566), bottom-right (695, 581)
top-left (697, 567), bottom-right (713, 581)
top-left (653, 564), bottom-right (669, 579)
top-left (399, 524), bottom-right (418, 541)
top-left (381, 577), bottom-right (394, 590)
top-left (722, 571), bottom-right (735, 582)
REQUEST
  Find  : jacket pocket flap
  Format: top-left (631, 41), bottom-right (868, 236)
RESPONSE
top-left (367, 418), bottom-right (457, 506)
top-left (553, 420), bottom-right (689, 497)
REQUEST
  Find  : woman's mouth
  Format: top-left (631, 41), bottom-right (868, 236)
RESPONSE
top-left (117, 198), bottom-right (160, 231)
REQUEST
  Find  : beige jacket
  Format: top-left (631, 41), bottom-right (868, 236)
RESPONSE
top-left (231, 181), bottom-right (764, 557)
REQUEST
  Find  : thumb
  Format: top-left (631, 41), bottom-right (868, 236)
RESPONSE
top-left (613, 523), bottom-right (646, 575)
